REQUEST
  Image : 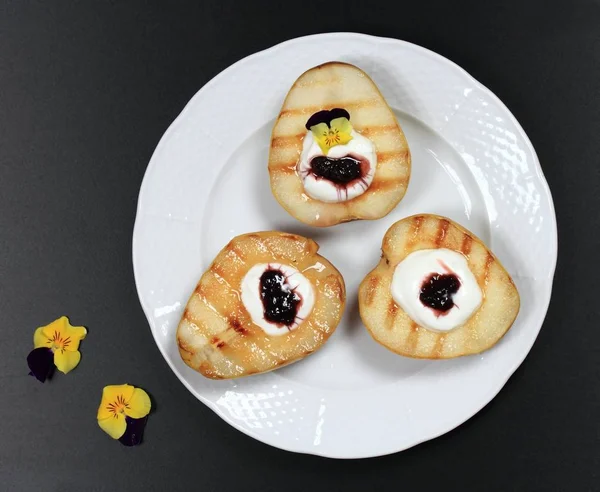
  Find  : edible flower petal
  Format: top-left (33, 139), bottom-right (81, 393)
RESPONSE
top-left (54, 350), bottom-right (82, 375)
top-left (119, 416), bottom-right (148, 446)
top-left (98, 411), bottom-right (127, 439)
top-left (28, 316), bottom-right (87, 381)
top-left (310, 116), bottom-right (353, 154)
top-left (125, 388), bottom-right (152, 419)
top-left (97, 384), bottom-right (151, 445)
top-left (27, 347), bottom-right (55, 382)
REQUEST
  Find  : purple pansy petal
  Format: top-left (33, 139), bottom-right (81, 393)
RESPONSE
top-left (118, 416), bottom-right (148, 446)
top-left (27, 347), bottom-right (54, 383)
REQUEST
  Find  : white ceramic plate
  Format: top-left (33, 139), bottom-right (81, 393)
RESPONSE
top-left (132, 33), bottom-right (557, 458)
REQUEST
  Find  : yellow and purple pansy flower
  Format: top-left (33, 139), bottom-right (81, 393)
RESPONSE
top-left (27, 316), bottom-right (87, 382)
top-left (97, 384), bottom-right (151, 446)
top-left (306, 108), bottom-right (354, 154)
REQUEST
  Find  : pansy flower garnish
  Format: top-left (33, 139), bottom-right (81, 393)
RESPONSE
top-left (306, 108), bottom-right (353, 154)
top-left (27, 316), bottom-right (87, 382)
top-left (97, 384), bottom-right (151, 446)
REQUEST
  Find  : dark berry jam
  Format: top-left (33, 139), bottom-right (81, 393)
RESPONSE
top-left (419, 273), bottom-right (461, 313)
top-left (310, 156), bottom-right (363, 185)
top-left (260, 270), bottom-right (301, 326)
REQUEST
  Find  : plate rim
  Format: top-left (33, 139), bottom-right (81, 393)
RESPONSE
top-left (132, 32), bottom-right (558, 458)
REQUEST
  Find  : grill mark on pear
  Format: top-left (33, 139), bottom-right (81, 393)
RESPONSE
top-left (407, 216), bottom-right (425, 248)
top-left (432, 334), bottom-right (446, 358)
top-left (405, 322), bottom-right (420, 353)
top-left (434, 219), bottom-right (450, 247)
top-left (364, 275), bottom-right (380, 306)
top-left (279, 99), bottom-right (380, 117)
top-left (460, 234), bottom-right (473, 256)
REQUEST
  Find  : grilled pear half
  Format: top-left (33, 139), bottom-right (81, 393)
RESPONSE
top-left (269, 62), bottom-right (411, 227)
top-left (177, 231), bottom-right (345, 379)
top-left (359, 214), bottom-right (520, 358)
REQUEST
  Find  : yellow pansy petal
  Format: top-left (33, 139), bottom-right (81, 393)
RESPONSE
top-left (98, 415), bottom-right (127, 439)
top-left (62, 325), bottom-right (87, 352)
top-left (35, 316), bottom-right (87, 352)
top-left (338, 134), bottom-right (352, 146)
top-left (309, 118), bottom-right (354, 153)
top-left (309, 122), bottom-right (331, 154)
top-left (54, 349), bottom-right (81, 374)
top-left (310, 122), bottom-right (329, 136)
top-left (330, 117), bottom-right (353, 145)
top-left (33, 327), bottom-right (50, 349)
top-left (97, 385), bottom-right (136, 420)
top-left (330, 116), bottom-right (352, 134)
top-left (39, 317), bottom-right (66, 340)
top-left (125, 388), bottom-right (151, 419)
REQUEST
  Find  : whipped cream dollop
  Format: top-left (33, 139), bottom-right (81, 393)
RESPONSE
top-left (241, 263), bottom-right (315, 336)
top-left (297, 130), bottom-right (377, 203)
top-left (391, 248), bottom-right (482, 332)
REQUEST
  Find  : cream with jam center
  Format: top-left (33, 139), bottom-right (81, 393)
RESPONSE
top-left (390, 248), bottom-right (482, 332)
top-left (241, 263), bottom-right (315, 336)
top-left (297, 108), bottom-right (377, 203)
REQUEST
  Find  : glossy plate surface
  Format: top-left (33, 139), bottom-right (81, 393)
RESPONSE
top-left (132, 33), bottom-right (557, 458)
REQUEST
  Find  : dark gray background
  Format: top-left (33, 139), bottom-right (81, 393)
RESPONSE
top-left (1, 1), bottom-right (598, 491)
